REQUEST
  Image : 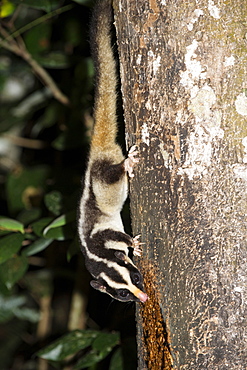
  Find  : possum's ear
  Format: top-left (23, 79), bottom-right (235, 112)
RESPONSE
top-left (115, 251), bottom-right (132, 264)
top-left (90, 280), bottom-right (106, 293)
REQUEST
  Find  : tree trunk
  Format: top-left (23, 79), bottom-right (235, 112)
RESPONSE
top-left (114, 0), bottom-right (247, 369)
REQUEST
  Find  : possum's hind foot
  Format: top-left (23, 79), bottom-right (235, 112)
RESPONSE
top-left (124, 145), bottom-right (139, 178)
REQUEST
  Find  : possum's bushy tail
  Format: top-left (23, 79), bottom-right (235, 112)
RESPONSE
top-left (90, 0), bottom-right (118, 151)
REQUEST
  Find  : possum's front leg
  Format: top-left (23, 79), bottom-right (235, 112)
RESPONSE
top-left (124, 145), bottom-right (139, 178)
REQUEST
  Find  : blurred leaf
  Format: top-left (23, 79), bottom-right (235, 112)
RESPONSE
top-left (52, 121), bottom-right (86, 150)
top-left (17, 208), bottom-right (42, 226)
top-left (23, 270), bottom-right (53, 298)
top-left (36, 52), bottom-right (70, 69)
top-left (52, 132), bottom-right (69, 151)
top-left (109, 348), bottom-right (123, 370)
top-left (64, 18), bottom-right (81, 47)
top-left (24, 22), bottom-right (51, 56)
top-left (0, 295), bottom-right (26, 323)
top-left (13, 307), bottom-right (40, 323)
top-left (0, 255), bottom-right (28, 289)
top-left (67, 238), bottom-right (80, 262)
top-left (74, 349), bottom-right (102, 369)
top-left (0, 74), bottom-right (6, 93)
top-left (11, 87), bottom-right (51, 118)
top-left (72, 0), bottom-right (92, 5)
top-left (22, 238), bottom-right (53, 256)
top-left (0, 233), bottom-right (25, 265)
top-left (93, 332), bottom-right (120, 354)
top-left (0, 308), bottom-right (14, 322)
top-left (12, 0), bottom-right (61, 12)
top-left (0, 320), bottom-right (27, 369)
top-left (34, 101), bottom-right (60, 130)
top-left (37, 330), bottom-right (99, 361)
top-left (0, 0), bottom-right (16, 18)
top-left (75, 57), bottom-right (94, 82)
top-left (0, 230), bottom-right (11, 237)
top-left (31, 217), bottom-right (53, 237)
top-left (0, 294), bottom-right (39, 323)
top-left (44, 191), bottom-right (63, 216)
top-left (74, 332), bottom-right (120, 369)
top-left (6, 166), bottom-right (49, 213)
top-left (0, 217), bottom-right (24, 234)
top-left (0, 112), bottom-right (25, 133)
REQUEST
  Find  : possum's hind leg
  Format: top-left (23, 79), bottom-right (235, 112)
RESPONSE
top-left (91, 159), bottom-right (126, 184)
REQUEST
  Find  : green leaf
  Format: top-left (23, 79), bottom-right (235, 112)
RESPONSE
top-left (0, 230), bottom-right (11, 237)
top-left (35, 102), bottom-right (60, 129)
top-left (36, 52), bottom-right (70, 69)
top-left (74, 349), bottom-right (103, 369)
top-left (0, 307), bottom-right (14, 322)
top-left (24, 22), bottom-right (51, 56)
top-left (43, 225), bottom-right (74, 241)
top-left (37, 330), bottom-right (99, 361)
top-left (0, 0), bottom-right (16, 18)
top-left (67, 238), bottom-right (80, 262)
top-left (72, 0), bottom-right (92, 6)
top-left (43, 211), bottom-right (76, 235)
top-left (22, 238), bottom-right (53, 256)
top-left (0, 295), bottom-right (26, 323)
top-left (6, 165), bottom-right (49, 213)
top-left (74, 332), bottom-right (120, 369)
top-left (92, 332), bottom-right (120, 354)
top-left (52, 132), bottom-right (69, 150)
top-left (64, 18), bottom-right (81, 47)
top-left (42, 212), bottom-right (76, 241)
top-left (0, 233), bottom-right (25, 265)
top-left (23, 270), bottom-right (53, 298)
top-left (0, 280), bottom-right (9, 296)
top-left (44, 191), bottom-right (63, 216)
top-left (0, 217), bottom-right (24, 233)
top-left (109, 348), bottom-right (123, 370)
top-left (12, 0), bottom-right (61, 12)
top-left (0, 294), bottom-right (40, 323)
top-left (13, 307), bottom-right (40, 323)
top-left (52, 113), bottom-right (90, 150)
top-left (0, 255), bottom-right (28, 289)
top-left (31, 218), bottom-right (53, 237)
top-left (17, 208), bottom-right (42, 225)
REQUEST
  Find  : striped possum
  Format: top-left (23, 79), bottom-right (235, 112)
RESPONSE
top-left (78, 0), bottom-right (148, 303)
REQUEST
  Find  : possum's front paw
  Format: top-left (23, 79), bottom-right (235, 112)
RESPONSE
top-left (132, 234), bottom-right (144, 257)
top-left (124, 145), bottom-right (139, 178)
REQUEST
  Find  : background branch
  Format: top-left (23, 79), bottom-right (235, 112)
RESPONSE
top-left (0, 23), bottom-right (70, 106)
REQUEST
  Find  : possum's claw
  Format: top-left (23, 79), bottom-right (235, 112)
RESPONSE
top-left (124, 145), bottom-right (139, 178)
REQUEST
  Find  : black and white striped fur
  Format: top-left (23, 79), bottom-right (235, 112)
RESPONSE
top-left (78, 0), bottom-right (148, 303)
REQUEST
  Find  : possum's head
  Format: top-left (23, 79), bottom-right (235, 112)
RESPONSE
top-left (90, 251), bottom-right (148, 303)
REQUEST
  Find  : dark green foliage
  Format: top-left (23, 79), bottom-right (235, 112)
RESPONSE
top-left (37, 330), bottom-right (121, 368)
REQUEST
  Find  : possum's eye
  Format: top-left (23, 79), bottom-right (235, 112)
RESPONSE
top-left (132, 272), bottom-right (141, 285)
top-left (118, 289), bottom-right (130, 299)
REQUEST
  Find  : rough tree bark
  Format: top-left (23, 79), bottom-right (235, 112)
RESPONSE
top-left (114, 0), bottom-right (247, 369)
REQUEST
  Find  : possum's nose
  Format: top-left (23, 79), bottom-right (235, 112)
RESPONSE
top-left (137, 291), bottom-right (149, 303)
